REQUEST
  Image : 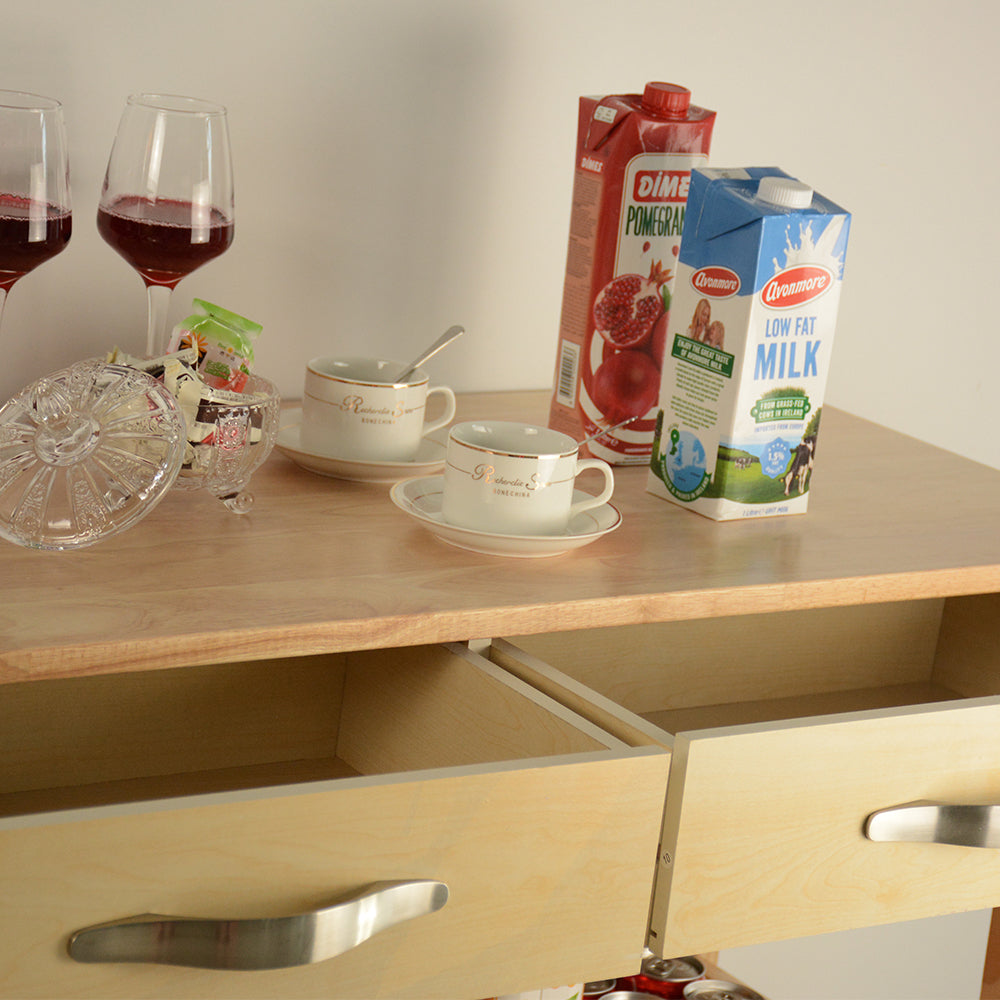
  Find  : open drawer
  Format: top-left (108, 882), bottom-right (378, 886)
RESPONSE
top-left (494, 594), bottom-right (1000, 958)
top-left (0, 643), bottom-right (669, 1000)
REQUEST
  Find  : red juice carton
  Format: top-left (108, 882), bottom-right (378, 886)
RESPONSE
top-left (548, 83), bottom-right (716, 465)
top-left (647, 167), bottom-right (851, 519)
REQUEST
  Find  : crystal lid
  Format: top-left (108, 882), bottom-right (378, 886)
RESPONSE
top-left (0, 359), bottom-right (186, 550)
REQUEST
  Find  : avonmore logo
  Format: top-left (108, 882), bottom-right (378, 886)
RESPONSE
top-left (761, 265), bottom-right (833, 309)
top-left (691, 266), bottom-right (740, 298)
top-left (633, 170), bottom-right (689, 203)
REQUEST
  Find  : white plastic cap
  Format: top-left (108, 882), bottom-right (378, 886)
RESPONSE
top-left (757, 176), bottom-right (813, 209)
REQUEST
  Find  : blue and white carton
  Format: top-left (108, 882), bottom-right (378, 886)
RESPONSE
top-left (647, 167), bottom-right (850, 519)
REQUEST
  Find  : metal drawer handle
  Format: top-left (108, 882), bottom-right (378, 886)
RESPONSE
top-left (865, 803), bottom-right (1000, 849)
top-left (67, 879), bottom-right (449, 970)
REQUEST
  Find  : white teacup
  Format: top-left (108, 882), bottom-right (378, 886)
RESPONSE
top-left (442, 421), bottom-right (615, 536)
top-left (302, 356), bottom-right (456, 462)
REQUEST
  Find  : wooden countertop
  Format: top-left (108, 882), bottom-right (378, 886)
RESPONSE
top-left (4, 390), bottom-right (1000, 683)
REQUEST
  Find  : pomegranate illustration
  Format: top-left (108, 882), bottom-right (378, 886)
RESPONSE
top-left (592, 259), bottom-right (672, 349)
top-left (590, 349), bottom-right (661, 425)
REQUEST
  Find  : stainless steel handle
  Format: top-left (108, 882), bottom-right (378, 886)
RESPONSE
top-left (67, 879), bottom-right (449, 970)
top-left (865, 803), bottom-right (1000, 849)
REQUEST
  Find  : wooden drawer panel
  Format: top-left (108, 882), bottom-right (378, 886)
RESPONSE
top-left (496, 597), bottom-right (1000, 956)
top-left (0, 643), bottom-right (669, 999)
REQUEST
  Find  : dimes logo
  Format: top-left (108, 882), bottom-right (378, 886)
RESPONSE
top-left (761, 265), bottom-right (833, 309)
top-left (691, 266), bottom-right (740, 299)
top-left (632, 169), bottom-right (690, 203)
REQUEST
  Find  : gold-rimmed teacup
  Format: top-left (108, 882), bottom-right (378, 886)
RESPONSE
top-left (302, 356), bottom-right (456, 461)
top-left (442, 420), bottom-right (614, 536)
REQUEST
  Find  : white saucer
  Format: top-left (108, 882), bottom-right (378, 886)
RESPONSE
top-left (276, 410), bottom-right (446, 483)
top-left (389, 475), bottom-right (622, 558)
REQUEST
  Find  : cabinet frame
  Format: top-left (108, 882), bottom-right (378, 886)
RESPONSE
top-left (3, 390), bottom-right (1000, 998)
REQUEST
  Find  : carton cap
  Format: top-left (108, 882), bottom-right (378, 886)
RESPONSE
top-left (641, 82), bottom-right (691, 119)
top-left (757, 176), bottom-right (813, 209)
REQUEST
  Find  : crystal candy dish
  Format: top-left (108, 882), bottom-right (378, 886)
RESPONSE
top-left (0, 361), bottom-right (281, 550)
top-left (171, 372), bottom-right (281, 513)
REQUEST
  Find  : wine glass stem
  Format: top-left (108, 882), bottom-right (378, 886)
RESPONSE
top-left (146, 284), bottom-right (173, 357)
top-left (0, 289), bottom-right (7, 334)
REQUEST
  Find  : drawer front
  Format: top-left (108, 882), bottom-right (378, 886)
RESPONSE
top-left (0, 744), bottom-right (668, 998)
top-left (656, 698), bottom-right (1000, 955)
top-left (0, 752), bottom-right (668, 999)
top-left (491, 637), bottom-right (1000, 956)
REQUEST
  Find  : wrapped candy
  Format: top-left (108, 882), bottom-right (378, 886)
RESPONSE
top-left (167, 298), bottom-right (262, 392)
top-left (108, 301), bottom-right (276, 490)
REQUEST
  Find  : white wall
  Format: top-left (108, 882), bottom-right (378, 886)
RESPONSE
top-left (4, 2), bottom-right (997, 997)
top-left (719, 909), bottom-right (992, 1000)
top-left (4, 0), bottom-right (1000, 472)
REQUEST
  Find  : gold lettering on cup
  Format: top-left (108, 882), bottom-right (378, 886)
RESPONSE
top-left (339, 393), bottom-right (405, 423)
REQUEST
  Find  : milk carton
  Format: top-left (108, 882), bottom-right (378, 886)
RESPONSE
top-left (647, 167), bottom-right (850, 519)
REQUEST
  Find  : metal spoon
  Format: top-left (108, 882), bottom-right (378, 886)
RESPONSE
top-left (579, 414), bottom-right (640, 448)
top-left (395, 325), bottom-right (465, 383)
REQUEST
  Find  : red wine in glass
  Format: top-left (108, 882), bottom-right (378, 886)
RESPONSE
top-left (98, 94), bottom-right (234, 356)
top-left (0, 91), bottom-right (71, 331)
top-left (0, 194), bottom-right (72, 292)
top-left (97, 195), bottom-right (232, 289)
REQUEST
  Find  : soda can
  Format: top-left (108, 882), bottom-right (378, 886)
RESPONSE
top-left (683, 980), bottom-right (766, 1000)
top-left (601, 993), bottom-right (649, 1000)
top-left (496, 986), bottom-right (584, 1000)
top-left (583, 981), bottom-right (619, 999)
top-left (624, 955), bottom-right (705, 998)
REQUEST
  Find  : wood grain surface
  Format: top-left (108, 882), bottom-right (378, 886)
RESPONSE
top-left (0, 749), bottom-right (669, 999)
top-left (3, 391), bottom-right (1000, 682)
top-left (655, 697), bottom-right (1000, 955)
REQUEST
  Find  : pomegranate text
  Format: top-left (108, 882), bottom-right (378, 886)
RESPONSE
top-left (625, 204), bottom-right (685, 238)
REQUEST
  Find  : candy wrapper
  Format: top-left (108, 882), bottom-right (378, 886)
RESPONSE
top-left (107, 303), bottom-right (273, 478)
top-left (166, 299), bottom-right (262, 392)
top-left (105, 345), bottom-right (199, 377)
top-left (171, 368), bottom-right (271, 476)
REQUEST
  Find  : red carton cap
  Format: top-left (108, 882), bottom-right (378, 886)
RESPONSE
top-left (642, 82), bottom-right (691, 119)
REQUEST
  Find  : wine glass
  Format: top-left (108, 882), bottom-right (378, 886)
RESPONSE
top-left (0, 90), bottom-right (71, 334)
top-left (97, 94), bottom-right (233, 357)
